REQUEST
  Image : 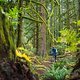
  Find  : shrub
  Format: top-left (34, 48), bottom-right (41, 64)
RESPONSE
top-left (57, 29), bottom-right (79, 53)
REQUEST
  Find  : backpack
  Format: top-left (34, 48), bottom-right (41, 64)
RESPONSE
top-left (49, 48), bottom-right (54, 56)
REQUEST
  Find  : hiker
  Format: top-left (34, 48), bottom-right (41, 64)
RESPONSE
top-left (50, 46), bottom-right (57, 62)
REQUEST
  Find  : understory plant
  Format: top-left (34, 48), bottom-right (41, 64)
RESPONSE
top-left (57, 28), bottom-right (79, 53)
top-left (43, 61), bottom-right (72, 80)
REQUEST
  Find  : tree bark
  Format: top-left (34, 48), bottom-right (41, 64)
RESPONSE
top-left (17, 0), bottom-right (23, 47)
top-left (66, 0), bottom-right (70, 28)
top-left (40, 0), bottom-right (46, 56)
top-left (35, 23), bottom-right (39, 54)
top-left (78, 0), bottom-right (80, 19)
top-left (0, 8), bottom-right (15, 60)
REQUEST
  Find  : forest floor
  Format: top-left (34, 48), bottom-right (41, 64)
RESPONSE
top-left (0, 56), bottom-right (57, 80)
top-left (0, 54), bottom-right (77, 80)
top-left (0, 60), bottom-right (39, 80)
top-left (34, 56), bottom-right (60, 75)
top-left (34, 53), bottom-right (75, 76)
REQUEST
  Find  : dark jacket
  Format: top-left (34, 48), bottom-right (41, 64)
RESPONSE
top-left (50, 47), bottom-right (57, 56)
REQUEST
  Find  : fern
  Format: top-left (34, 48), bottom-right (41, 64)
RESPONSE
top-left (43, 62), bottom-right (71, 80)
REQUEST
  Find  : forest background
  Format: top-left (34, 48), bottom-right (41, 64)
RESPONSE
top-left (0, 0), bottom-right (80, 80)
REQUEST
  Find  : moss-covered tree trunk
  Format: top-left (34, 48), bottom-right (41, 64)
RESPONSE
top-left (17, 0), bottom-right (23, 47)
top-left (35, 1), bottom-right (39, 55)
top-left (0, 24), bottom-right (8, 59)
top-left (0, 8), bottom-right (15, 60)
top-left (40, 0), bottom-right (46, 56)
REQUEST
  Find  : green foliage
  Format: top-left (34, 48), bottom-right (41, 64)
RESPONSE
top-left (43, 61), bottom-right (71, 80)
top-left (73, 20), bottom-right (80, 26)
top-left (0, 0), bottom-right (7, 3)
top-left (8, 7), bottom-right (18, 18)
top-left (8, 6), bottom-right (18, 27)
top-left (57, 28), bottom-right (79, 52)
top-left (56, 43), bottom-right (67, 55)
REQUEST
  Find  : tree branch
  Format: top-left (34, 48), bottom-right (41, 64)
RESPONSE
top-left (23, 16), bottom-right (43, 23)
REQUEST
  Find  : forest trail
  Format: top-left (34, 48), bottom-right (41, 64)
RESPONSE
top-left (35, 57), bottom-right (55, 75)
top-left (35, 54), bottom-right (72, 75)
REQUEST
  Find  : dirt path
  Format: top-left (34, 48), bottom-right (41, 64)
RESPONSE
top-left (35, 59), bottom-right (53, 75)
top-left (34, 56), bottom-right (64, 75)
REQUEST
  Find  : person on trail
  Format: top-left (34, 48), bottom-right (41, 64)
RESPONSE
top-left (50, 46), bottom-right (57, 62)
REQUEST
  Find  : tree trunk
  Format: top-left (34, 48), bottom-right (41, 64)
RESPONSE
top-left (40, 0), bottom-right (46, 56)
top-left (35, 2), bottom-right (39, 55)
top-left (0, 8), bottom-right (15, 60)
top-left (78, 0), bottom-right (80, 19)
top-left (66, 0), bottom-right (70, 28)
top-left (35, 23), bottom-right (39, 54)
top-left (17, 0), bottom-right (23, 47)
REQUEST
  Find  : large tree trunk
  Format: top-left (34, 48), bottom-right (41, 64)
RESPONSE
top-left (66, 0), bottom-right (70, 28)
top-left (17, 0), bottom-right (23, 47)
top-left (0, 8), bottom-right (15, 60)
top-left (40, 0), bottom-right (46, 56)
top-left (32, 1), bottom-right (39, 55)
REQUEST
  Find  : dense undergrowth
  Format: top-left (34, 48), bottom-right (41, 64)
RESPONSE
top-left (41, 55), bottom-right (76, 80)
top-left (15, 47), bottom-right (77, 80)
top-left (0, 46), bottom-right (77, 80)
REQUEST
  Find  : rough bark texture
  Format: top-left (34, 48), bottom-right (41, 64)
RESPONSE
top-left (78, 0), bottom-right (80, 19)
top-left (0, 9), bottom-right (15, 60)
top-left (35, 23), bottom-right (39, 54)
top-left (0, 11), bottom-right (9, 59)
top-left (66, 0), bottom-right (70, 28)
top-left (40, 0), bottom-right (46, 56)
top-left (17, 0), bottom-right (23, 47)
top-left (35, 3), bottom-right (39, 55)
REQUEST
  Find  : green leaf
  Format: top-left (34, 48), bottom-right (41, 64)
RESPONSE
top-left (73, 20), bottom-right (80, 26)
top-left (77, 20), bottom-right (80, 26)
